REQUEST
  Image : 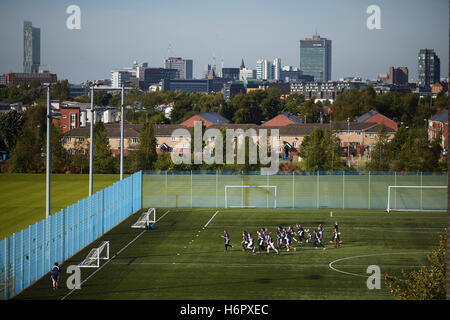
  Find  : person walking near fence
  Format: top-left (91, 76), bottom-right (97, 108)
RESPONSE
top-left (51, 262), bottom-right (60, 290)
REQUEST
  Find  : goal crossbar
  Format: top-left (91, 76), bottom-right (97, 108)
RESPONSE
top-left (132, 208), bottom-right (156, 228)
top-left (78, 241), bottom-right (110, 268)
top-left (225, 185), bottom-right (277, 208)
top-left (387, 185), bottom-right (447, 213)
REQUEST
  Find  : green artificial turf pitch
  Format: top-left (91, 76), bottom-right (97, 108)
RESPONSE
top-left (14, 208), bottom-right (446, 300)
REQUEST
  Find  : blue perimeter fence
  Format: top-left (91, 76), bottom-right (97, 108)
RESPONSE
top-left (0, 171), bottom-right (142, 300)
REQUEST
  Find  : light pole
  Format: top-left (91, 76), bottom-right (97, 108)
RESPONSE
top-left (120, 85), bottom-right (124, 180)
top-left (46, 86), bottom-right (51, 218)
top-left (89, 86), bottom-right (94, 196)
top-left (347, 117), bottom-right (352, 168)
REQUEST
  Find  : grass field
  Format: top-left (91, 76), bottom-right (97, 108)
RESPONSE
top-left (0, 174), bottom-right (125, 239)
top-left (14, 208), bottom-right (446, 300)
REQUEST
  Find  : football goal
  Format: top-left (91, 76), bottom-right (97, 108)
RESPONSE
top-left (386, 185), bottom-right (448, 213)
top-left (131, 208), bottom-right (156, 228)
top-left (225, 185), bottom-right (277, 208)
top-left (78, 241), bottom-right (110, 268)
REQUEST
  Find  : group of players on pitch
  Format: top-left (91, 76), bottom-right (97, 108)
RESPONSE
top-left (222, 222), bottom-right (342, 254)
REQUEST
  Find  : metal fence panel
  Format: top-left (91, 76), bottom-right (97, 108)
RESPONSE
top-left (0, 171), bottom-right (142, 299)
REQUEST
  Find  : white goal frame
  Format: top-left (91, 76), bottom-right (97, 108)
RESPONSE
top-left (78, 241), bottom-right (110, 268)
top-left (131, 208), bottom-right (156, 228)
top-left (386, 185), bottom-right (448, 213)
top-left (225, 185), bottom-right (277, 208)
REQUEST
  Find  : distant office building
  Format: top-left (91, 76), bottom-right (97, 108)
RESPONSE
top-left (418, 49), bottom-right (440, 89)
top-left (378, 74), bottom-right (388, 83)
top-left (300, 33), bottom-right (332, 82)
top-left (111, 69), bottom-right (133, 88)
top-left (164, 57), bottom-right (193, 80)
top-left (161, 78), bottom-right (226, 93)
top-left (221, 68), bottom-right (240, 80)
top-left (3, 72), bottom-right (57, 86)
top-left (239, 68), bottom-right (256, 81)
top-left (223, 83), bottom-right (245, 101)
top-left (273, 58), bottom-right (281, 81)
top-left (23, 21), bottom-right (40, 73)
top-left (256, 58), bottom-right (281, 80)
top-left (135, 62), bottom-right (148, 80)
top-left (280, 66), bottom-right (306, 82)
top-left (389, 67), bottom-right (408, 85)
top-left (142, 68), bottom-right (177, 89)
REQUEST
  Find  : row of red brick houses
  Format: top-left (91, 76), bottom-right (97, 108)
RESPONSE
top-left (62, 111), bottom-right (410, 161)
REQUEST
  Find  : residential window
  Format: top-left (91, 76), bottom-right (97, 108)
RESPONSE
top-left (62, 115), bottom-right (67, 119)
top-left (356, 132), bottom-right (361, 136)
top-left (64, 137), bottom-right (72, 143)
top-left (210, 136), bottom-right (215, 142)
top-left (172, 136), bottom-right (177, 142)
top-left (69, 113), bottom-right (77, 130)
top-left (79, 138), bottom-right (84, 142)
top-left (182, 142), bottom-right (189, 149)
top-left (370, 133), bottom-right (375, 139)
top-left (292, 141), bottom-right (297, 147)
top-left (132, 138), bottom-right (139, 144)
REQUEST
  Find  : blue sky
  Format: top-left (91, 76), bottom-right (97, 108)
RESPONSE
top-left (0, 0), bottom-right (448, 83)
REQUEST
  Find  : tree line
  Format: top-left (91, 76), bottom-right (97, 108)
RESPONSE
top-left (0, 81), bottom-right (447, 173)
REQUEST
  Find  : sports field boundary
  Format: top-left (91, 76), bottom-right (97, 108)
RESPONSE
top-left (61, 209), bottom-right (170, 300)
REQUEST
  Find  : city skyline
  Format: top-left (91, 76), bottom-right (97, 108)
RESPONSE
top-left (0, 0), bottom-right (448, 83)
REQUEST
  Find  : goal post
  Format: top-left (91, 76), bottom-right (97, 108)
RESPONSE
top-left (225, 185), bottom-right (277, 208)
top-left (386, 185), bottom-right (447, 213)
top-left (131, 208), bottom-right (156, 228)
top-left (78, 241), bottom-right (110, 268)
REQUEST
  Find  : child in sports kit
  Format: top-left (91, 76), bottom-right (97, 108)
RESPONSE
top-left (284, 228), bottom-right (296, 252)
top-left (331, 221), bottom-right (341, 247)
top-left (296, 224), bottom-right (305, 243)
top-left (51, 262), bottom-right (60, 290)
top-left (288, 226), bottom-right (298, 243)
top-left (276, 227), bottom-right (283, 250)
top-left (266, 234), bottom-right (280, 255)
top-left (241, 231), bottom-right (249, 251)
top-left (247, 233), bottom-right (256, 253)
top-left (313, 230), bottom-right (326, 250)
top-left (257, 231), bottom-right (265, 253)
top-left (222, 230), bottom-right (233, 252)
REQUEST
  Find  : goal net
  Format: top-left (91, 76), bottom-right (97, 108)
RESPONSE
top-left (225, 186), bottom-right (277, 208)
top-left (131, 208), bottom-right (156, 228)
top-left (386, 186), bottom-right (447, 212)
top-left (79, 241), bottom-right (110, 268)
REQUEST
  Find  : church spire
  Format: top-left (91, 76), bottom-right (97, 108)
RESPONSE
top-left (240, 58), bottom-right (245, 70)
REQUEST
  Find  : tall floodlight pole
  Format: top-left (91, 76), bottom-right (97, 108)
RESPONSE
top-left (46, 86), bottom-right (51, 219)
top-left (89, 86), bottom-right (94, 196)
top-left (120, 85), bottom-right (124, 180)
top-left (347, 117), bottom-right (350, 167)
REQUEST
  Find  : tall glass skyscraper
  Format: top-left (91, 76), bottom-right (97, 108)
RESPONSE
top-left (300, 34), bottom-right (332, 82)
top-left (23, 21), bottom-right (40, 73)
top-left (418, 49), bottom-right (440, 89)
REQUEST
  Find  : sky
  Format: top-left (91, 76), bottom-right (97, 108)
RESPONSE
top-left (0, 0), bottom-right (448, 83)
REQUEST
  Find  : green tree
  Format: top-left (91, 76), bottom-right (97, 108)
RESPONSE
top-left (133, 122), bottom-right (157, 171)
top-left (8, 105), bottom-right (47, 172)
top-left (93, 122), bottom-right (117, 173)
top-left (367, 125), bottom-right (391, 171)
top-left (300, 127), bottom-right (344, 171)
top-left (383, 234), bottom-right (446, 300)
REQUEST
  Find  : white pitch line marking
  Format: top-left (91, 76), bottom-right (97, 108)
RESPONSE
top-left (61, 210), bottom-right (170, 300)
top-left (328, 251), bottom-right (430, 278)
top-left (204, 210), bottom-right (219, 228)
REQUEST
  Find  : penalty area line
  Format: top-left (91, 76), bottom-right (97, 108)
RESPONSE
top-left (204, 210), bottom-right (220, 228)
top-left (61, 210), bottom-right (170, 300)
